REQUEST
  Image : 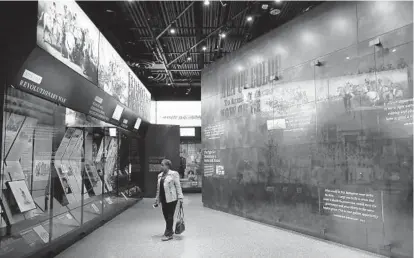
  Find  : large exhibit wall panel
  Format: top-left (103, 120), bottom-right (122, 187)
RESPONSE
top-left (201, 1), bottom-right (413, 257)
top-left (143, 125), bottom-right (180, 198)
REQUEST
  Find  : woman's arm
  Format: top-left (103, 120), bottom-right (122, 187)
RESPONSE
top-left (155, 174), bottom-right (161, 204)
top-left (173, 172), bottom-right (184, 200)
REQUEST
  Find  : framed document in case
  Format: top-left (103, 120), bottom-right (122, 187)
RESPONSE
top-left (8, 180), bottom-right (36, 212)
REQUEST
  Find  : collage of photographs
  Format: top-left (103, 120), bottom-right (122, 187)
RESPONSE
top-left (36, 0), bottom-right (150, 122)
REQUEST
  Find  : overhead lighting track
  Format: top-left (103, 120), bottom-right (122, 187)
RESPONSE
top-left (155, 1), bottom-right (195, 40)
top-left (166, 1), bottom-right (255, 67)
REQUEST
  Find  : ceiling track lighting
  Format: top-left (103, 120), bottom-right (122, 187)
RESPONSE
top-left (169, 21), bottom-right (177, 34)
top-left (270, 8), bottom-right (281, 16)
top-left (186, 53), bottom-right (192, 61)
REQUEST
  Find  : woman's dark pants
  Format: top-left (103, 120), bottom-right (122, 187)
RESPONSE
top-left (161, 200), bottom-right (177, 237)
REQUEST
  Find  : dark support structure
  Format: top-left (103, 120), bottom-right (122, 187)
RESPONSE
top-left (166, 3), bottom-right (253, 67)
top-left (214, 4), bottom-right (230, 61)
top-left (155, 2), bottom-right (195, 40)
top-left (195, 2), bottom-right (204, 70)
top-left (124, 2), bottom-right (175, 85)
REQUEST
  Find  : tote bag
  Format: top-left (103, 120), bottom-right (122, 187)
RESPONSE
top-left (175, 202), bottom-right (185, 234)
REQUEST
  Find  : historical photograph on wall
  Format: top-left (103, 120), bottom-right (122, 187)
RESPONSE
top-left (128, 70), bottom-right (151, 121)
top-left (98, 34), bottom-right (129, 106)
top-left (8, 180), bottom-right (37, 212)
top-left (37, 0), bottom-right (99, 84)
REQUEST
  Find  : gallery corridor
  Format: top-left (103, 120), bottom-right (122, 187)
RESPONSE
top-left (56, 194), bottom-right (384, 258)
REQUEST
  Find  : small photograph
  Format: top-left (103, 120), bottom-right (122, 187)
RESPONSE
top-left (61, 176), bottom-right (73, 194)
top-left (8, 180), bottom-right (37, 212)
top-left (33, 161), bottom-right (51, 182)
top-left (36, 0), bottom-right (99, 83)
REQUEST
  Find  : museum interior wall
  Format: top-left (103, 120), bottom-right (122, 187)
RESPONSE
top-left (201, 1), bottom-right (413, 257)
top-left (144, 124), bottom-right (180, 198)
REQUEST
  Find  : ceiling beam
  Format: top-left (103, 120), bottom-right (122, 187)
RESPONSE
top-left (129, 51), bottom-right (231, 55)
top-left (215, 3), bottom-right (231, 61)
top-left (166, 1), bottom-right (254, 67)
top-left (129, 26), bottom-right (248, 30)
top-left (155, 1), bottom-right (195, 40)
top-left (135, 35), bottom-right (245, 41)
top-left (194, 1), bottom-right (204, 71)
top-left (125, 2), bottom-right (175, 85)
top-left (169, 69), bottom-right (201, 72)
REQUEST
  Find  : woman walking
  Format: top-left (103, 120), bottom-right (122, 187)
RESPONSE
top-left (154, 159), bottom-right (184, 241)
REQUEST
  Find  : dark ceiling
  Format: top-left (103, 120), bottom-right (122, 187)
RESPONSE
top-left (78, 1), bottom-right (323, 100)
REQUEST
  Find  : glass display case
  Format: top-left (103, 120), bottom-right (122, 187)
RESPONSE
top-left (179, 143), bottom-right (202, 190)
top-left (0, 88), bottom-right (141, 257)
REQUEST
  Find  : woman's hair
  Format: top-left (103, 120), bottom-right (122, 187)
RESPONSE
top-left (161, 159), bottom-right (172, 169)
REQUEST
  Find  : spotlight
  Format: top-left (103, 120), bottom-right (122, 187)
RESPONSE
top-left (219, 33), bottom-right (226, 38)
top-left (247, 16), bottom-right (253, 22)
top-left (204, 0), bottom-right (210, 6)
top-left (148, 75), bottom-right (154, 79)
top-left (270, 8), bottom-right (281, 15)
top-left (274, 0), bottom-right (281, 2)
top-left (187, 56), bottom-right (192, 61)
top-left (392, 48), bottom-right (396, 52)
top-left (202, 46), bottom-right (207, 51)
top-left (346, 56), bottom-right (350, 60)
top-left (170, 28), bottom-right (176, 34)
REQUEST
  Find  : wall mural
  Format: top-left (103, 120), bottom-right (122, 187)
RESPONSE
top-left (98, 34), bottom-right (129, 106)
top-left (37, 0), bottom-right (99, 84)
top-left (202, 8), bottom-right (413, 255)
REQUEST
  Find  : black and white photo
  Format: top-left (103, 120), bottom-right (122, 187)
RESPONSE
top-left (37, 0), bottom-right (99, 83)
top-left (98, 35), bottom-right (129, 106)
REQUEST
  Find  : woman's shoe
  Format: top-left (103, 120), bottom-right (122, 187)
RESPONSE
top-left (162, 235), bottom-right (173, 241)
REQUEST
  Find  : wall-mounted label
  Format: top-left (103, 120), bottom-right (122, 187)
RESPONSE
top-left (203, 150), bottom-right (220, 177)
top-left (112, 105), bottom-right (124, 121)
top-left (32, 225), bottom-right (49, 244)
top-left (22, 69), bottom-right (43, 84)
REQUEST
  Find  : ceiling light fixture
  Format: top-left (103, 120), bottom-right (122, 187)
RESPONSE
top-left (274, 0), bottom-right (282, 3)
top-left (204, 0), bottom-right (210, 6)
top-left (202, 46), bottom-right (207, 51)
top-left (148, 75), bottom-right (154, 79)
top-left (392, 48), bottom-right (396, 52)
top-left (262, 4), bottom-right (269, 10)
top-left (247, 16), bottom-right (253, 22)
top-left (106, 9), bottom-right (114, 13)
top-left (219, 33), bottom-right (226, 38)
top-left (187, 56), bottom-right (192, 61)
top-left (270, 8), bottom-right (281, 15)
top-left (346, 56), bottom-right (350, 60)
top-left (170, 28), bottom-right (176, 34)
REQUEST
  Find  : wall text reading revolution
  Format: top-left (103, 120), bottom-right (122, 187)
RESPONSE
top-left (19, 79), bottom-right (67, 104)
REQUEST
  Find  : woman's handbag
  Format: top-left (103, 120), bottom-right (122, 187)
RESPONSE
top-left (175, 202), bottom-right (185, 234)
